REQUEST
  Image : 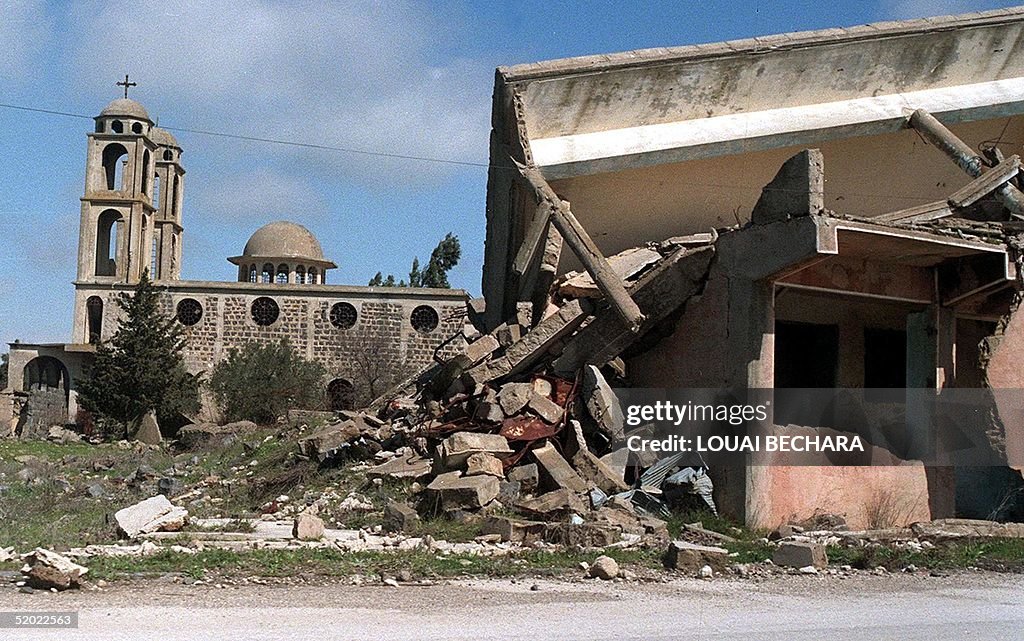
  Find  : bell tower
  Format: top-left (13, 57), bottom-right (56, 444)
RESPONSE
top-left (150, 127), bottom-right (185, 281)
top-left (75, 79), bottom-right (158, 285)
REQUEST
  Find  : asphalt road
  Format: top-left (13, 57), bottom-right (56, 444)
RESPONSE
top-left (2, 572), bottom-right (1023, 640)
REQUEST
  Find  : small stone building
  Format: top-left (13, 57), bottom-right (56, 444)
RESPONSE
top-left (3, 96), bottom-right (467, 434)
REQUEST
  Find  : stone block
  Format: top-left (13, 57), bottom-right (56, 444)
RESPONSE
top-left (772, 542), bottom-right (827, 569)
top-left (497, 479), bottom-right (521, 504)
top-left (114, 495), bottom-right (189, 539)
top-left (441, 432), bottom-right (513, 468)
top-left (427, 472), bottom-right (500, 510)
top-left (516, 488), bottom-right (586, 517)
top-left (543, 522), bottom-right (621, 547)
top-left (498, 383), bottom-right (533, 415)
top-left (481, 516), bottom-right (546, 543)
top-left (464, 334), bottom-right (500, 366)
top-left (662, 540), bottom-right (729, 570)
top-left (582, 365), bottom-right (625, 443)
top-left (507, 463), bottom-right (539, 494)
top-left (528, 393), bottom-right (564, 424)
top-left (473, 401), bottom-right (505, 424)
top-left (532, 443), bottom-right (588, 492)
top-left (131, 410), bottom-right (162, 445)
top-left (589, 555), bottom-right (619, 580)
top-left (367, 454), bottom-right (432, 480)
top-left (293, 512), bottom-right (325, 540)
top-left (465, 452), bottom-right (504, 477)
top-left (383, 502), bottom-right (420, 533)
top-left (572, 448), bottom-right (629, 494)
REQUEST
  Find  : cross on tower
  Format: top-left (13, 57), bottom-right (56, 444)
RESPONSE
top-left (115, 74), bottom-right (137, 99)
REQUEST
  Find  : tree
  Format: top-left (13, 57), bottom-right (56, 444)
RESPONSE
top-left (209, 340), bottom-right (326, 424)
top-left (367, 233), bottom-right (461, 288)
top-left (346, 326), bottom-right (417, 406)
top-left (77, 272), bottom-right (200, 432)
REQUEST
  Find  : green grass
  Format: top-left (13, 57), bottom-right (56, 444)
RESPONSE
top-left (84, 546), bottom-right (663, 582)
top-left (824, 538), bottom-right (1024, 571)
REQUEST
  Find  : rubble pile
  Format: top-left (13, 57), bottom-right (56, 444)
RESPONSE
top-left (285, 240), bottom-right (721, 549)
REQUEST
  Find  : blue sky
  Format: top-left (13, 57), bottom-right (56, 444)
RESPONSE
top-left (0, 0), bottom-right (1015, 347)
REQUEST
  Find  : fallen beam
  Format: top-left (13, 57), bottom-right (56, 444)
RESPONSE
top-left (514, 159), bottom-right (645, 331)
top-left (947, 154), bottom-right (1021, 209)
top-left (908, 109), bottom-right (1024, 218)
top-left (553, 246), bottom-right (714, 374)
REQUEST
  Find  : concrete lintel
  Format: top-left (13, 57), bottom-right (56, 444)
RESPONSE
top-left (531, 78), bottom-right (1024, 179)
top-left (718, 216), bottom-right (828, 281)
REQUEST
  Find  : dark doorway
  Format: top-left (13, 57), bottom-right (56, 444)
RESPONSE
top-left (774, 321), bottom-right (839, 388)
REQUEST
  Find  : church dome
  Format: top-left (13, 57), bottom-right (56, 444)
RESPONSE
top-left (232, 221), bottom-right (335, 267)
top-left (99, 98), bottom-right (151, 121)
top-left (150, 127), bottom-right (179, 148)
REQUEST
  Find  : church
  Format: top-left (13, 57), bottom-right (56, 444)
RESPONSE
top-left (2, 92), bottom-right (468, 436)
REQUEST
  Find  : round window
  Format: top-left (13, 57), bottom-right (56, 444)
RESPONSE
top-left (176, 298), bottom-right (203, 326)
top-left (251, 297), bottom-right (280, 326)
top-left (411, 305), bottom-right (439, 334)
top-left (329, 302), bottom-right (357, 329)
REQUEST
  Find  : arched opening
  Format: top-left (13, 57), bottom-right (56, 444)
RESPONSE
top-left (153, 174), bottom-right (161, 211)
top-left (276, 264), bottom-right (289, 284)
top-left (142, 149), bottom-right (151, 195)
top-left (308, 267), bottom-right (318, 284)
top-left (132, 122), bottom-right (143, 134)
top-left (261, 263), bottom-right (273, 283)
top-left (172, 174), bottom-right (180, 218)
top-left (23, 356), bottom-right (69, 393)
top-left (95, 209), bottom-right (123, 276)
top-left (151, 232), bottom-right (160, 279)
top-left (101, 143), bottom-right (129, 191)
top-left (248, 265), bottom-right (258, 283)
top-left (111, 120), bottom-right (123, 134)
top-left (327, 378), bottom-right (356, 411)
top-left (95, 120), bottom-right (104, 133)
top-left (163, 149), bottom-right (173, 161)
top-left (86, 296), bottom-right (103, 343)
top-left (295, 265), bottom-right (306, 284)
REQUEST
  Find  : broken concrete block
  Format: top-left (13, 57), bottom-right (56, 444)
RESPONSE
top-left (383, 502), bottom-right (420, 533)
top-left (589, 555), bottom-right (619, 580)
top-left (427, 472), bottom-right (500, 510)
top-left (560, 247), bottom-right (663, 299)
top-left (507, 463), bottom-right (539, 494)
top-left (473, 401), bottom-right (506, 424)
top-left (910, 518), bottom-right (1024, 540)
top-left (532, 378), bottom-right (553, 398)
top-left (441, 432), bottom-right (513, 468)
top-left (480, 298), bottom-right (591, 380)
top-left (367, 454), bottom-right (432, 480)
top-left (494, 323), bottom-right (522, 348)
top-left (497, 479), bottom-right (521, 504)
top-left (114, 495), bottom-right (188, 539)
top-left (131, 410), bottom-right (162, 445)
top-left (572, 448), bottom-right (629, 494)
top-left (662, 541), bottom-right (729, 570)
top-left (293, 512), bottom-right (325, 540)
top-left (528, 393), bottom-right (564, 424)
top-left (751, 148), bottom-right (824, 225)
top-left (532, 442), bottom-right (588, 492)
top-left (464, 334), bottom-right (500, 366)
top-left (481, 516), bottom-right (547, 543)
top-left (582, 365), bottom-right (625, 443)
top-left (20, 548), bottom-right (88, 591)
top-left (543, 522), bottom-right (621, 547)
top-left (177, 420), bottom-right (257, 449)
top-left (516, 488), bottom-right (586, 517)
top-left (297, 420), bottom-right (364, 461)
top-left (498, 382), bottom-right (533, 415)
top-left (772, 542), bottom-right (827, 569)
top-left (465, 452), bottom-right (504, 477)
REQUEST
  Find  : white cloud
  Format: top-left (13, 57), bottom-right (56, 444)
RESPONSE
top-left (0, 0), bottom-right (50, 81)
top-left (62, 1), bottom-right (492, 185)
top-left (188, 167), bottom-right (328, 224)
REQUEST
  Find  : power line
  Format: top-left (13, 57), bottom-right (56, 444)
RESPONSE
top-left (0, 101), bottom-right (490, 169)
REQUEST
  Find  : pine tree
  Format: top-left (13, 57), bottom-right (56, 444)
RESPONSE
top-left (368, 272), bottom-right (384, 286)
top-left (407, 257), bottom-right (422, 288)
top-left (368, 233), bottom-right (461, 289)
top-left (77, 272), bottom-right (200, 432)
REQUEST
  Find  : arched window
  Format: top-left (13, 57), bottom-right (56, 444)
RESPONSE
top-left (248, 265), bottom-right (258, 283)
top-left (261, 263), bottom-right (273, 283)
top-left (329, 302), bottom-right (357, 329)
top-left (111, 120), bottom-right (123, 134)
top-left (176, 298), bottom-right (203, 326)
top-left (95, 209), bottom-right (123, 277)
top-left (86, 296), bottom-right (103, 343)
top-left (327, 378), bottom-right (356, 411)
top-left (163, 149), bottom-right (173, 161)
top-left (276, 264), bottom-right (289, 284)
top-left (171, 174), bottom-right (180, 218)
top-left (308, 267), bottom-right (318, 284)
top-left (142, 149), bottom-right (151, 195)
top-left (295, 265), bottom-right (306, 284)
top-left (95, 121), bottom-right (104, 133)
top-left (132, 122), bottom-right (143, 134)
top-left (151, 235), bottom-right (159, 280)
top-left (153, 174), bottom-right (161, 212)
top-left (101, 143), bottom-right (129, 191)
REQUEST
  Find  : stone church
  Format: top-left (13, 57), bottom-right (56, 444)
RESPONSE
top-left (3, 95), bottom-right (468, 435)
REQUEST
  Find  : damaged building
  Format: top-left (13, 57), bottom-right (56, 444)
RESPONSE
top-left (477, 8), bottom-right (1024, 528)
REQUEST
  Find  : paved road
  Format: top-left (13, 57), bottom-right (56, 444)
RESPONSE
top-left (2, 572), bottom-right (1023, 640)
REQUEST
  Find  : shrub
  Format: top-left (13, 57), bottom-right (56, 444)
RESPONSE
top-left (209, 340), bottom-right (326, 424)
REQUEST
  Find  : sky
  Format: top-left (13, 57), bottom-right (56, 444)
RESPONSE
top-left (0, 0), bottom-right (1017, 348)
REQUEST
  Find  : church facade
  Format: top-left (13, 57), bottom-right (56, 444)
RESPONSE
top-left (3, 96), bottom-right (468, 435)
